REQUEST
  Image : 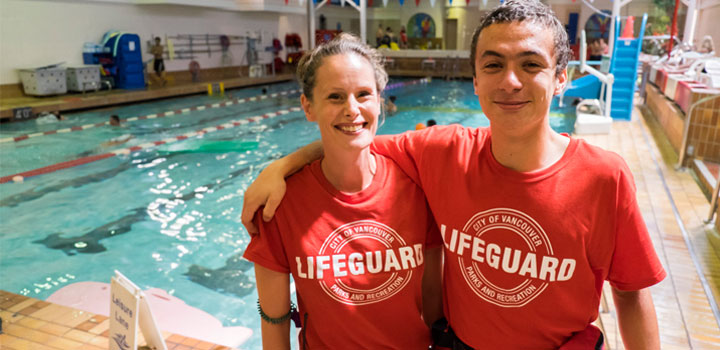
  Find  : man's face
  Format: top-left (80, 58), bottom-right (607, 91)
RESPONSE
top-left (472, 21), bottom-right (567, 135)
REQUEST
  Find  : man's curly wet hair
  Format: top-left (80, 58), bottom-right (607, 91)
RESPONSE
top-left (469, 0), bottom-right (571, 77)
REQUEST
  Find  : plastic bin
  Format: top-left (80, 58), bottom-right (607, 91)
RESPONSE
top-left (18, 67), bottom-right (67, 96)
top-left (67, 66), bottom-right (101, 92)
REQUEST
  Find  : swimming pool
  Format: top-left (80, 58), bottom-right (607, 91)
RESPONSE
top-left (0, 79), bottom-right (575, 348)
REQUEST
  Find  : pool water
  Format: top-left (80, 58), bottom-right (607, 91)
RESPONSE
top-left (0, 79), bottom-right (575, 349)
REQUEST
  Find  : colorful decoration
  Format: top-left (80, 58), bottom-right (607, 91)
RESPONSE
top-left (584, 10), bottom-right (611, 41)
top-left (407, 13), bottom-right (436, 38)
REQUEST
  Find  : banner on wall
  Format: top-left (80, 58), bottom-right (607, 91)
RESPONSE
top-left (407, 13), bottom-right (436, 38)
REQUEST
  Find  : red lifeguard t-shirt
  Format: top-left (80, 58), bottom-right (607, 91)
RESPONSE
top-left (372, 125), bottom-right (666, 349)
top-left (244, 155), bottom-right (440, 349)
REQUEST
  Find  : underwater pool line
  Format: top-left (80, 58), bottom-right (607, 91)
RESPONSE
top-left (0, 106), bottom-right (303, 184)
top-left (0, 89), bottom-right (300, 144)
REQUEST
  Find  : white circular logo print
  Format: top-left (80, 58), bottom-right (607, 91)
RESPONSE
top-left (316, 220), bottom-right (415, 306)
top-left (459, 208), bottom-right (557, 308)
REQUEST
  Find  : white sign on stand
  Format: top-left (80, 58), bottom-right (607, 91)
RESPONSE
top-left (109, 271), bottom-right (168, 350)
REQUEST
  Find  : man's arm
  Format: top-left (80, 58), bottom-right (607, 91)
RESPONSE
top-left (611, 287), bottom-right (660, 350)
top-left (255, 264), bottom-right (292, 350)
top-left (241, 141), bottom-right (323, 234)
top-left (241, 126), bottom-right (440, 234)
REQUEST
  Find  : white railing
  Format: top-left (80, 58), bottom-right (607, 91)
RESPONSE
top-left (580, 30), bottom-right (615, 118)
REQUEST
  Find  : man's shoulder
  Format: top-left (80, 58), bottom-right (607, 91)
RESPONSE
top-left (420, 124), bottom-right (488, 143)
top-left (571, 138), bottom-right (631, 177)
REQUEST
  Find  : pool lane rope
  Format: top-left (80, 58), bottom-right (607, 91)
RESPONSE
top-left (0, 77), bottom-right (431, 184)
top-left (0, 78), bottom-right (430, 144)
top-left (0, 89), bottom-right (299, 144)
top-left (0, 106), bottom-right (303, 184)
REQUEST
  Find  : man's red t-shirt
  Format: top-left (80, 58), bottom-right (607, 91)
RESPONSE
top-left (244, 155), bottom-right (440, 349)
top-left (373, 125), bottom-right (666, 349)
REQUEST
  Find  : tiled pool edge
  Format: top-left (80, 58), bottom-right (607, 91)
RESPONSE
top-left (0, 289), bottom-right (234, 350)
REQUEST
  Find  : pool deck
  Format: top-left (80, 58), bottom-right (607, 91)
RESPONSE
top-left (0, 290), bottom-right (230, 350)
top-left (0, 73), bottom-right (295, 120)
top-left (579, 106), bottom-right (720, 349)
top-left (0, 96), bottom-right (719, 348)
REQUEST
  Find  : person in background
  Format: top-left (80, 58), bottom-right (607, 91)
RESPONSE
top-left (385, 95), bottom-right (398, 115)
top-left (399, 26), bottom-right (408, 49)
top-left (241, 1), bottom-right (665, 349)
top-left (388, 27), bottom-right (396, 43)
top-left (426, 119), bottom-right (437, 127)
top-left (35, 111), bottom-right (65, 124)
top-left (589, 37), bottom-right (607, 62)
top-left (109, 115), bottom-right (121, 126)
top-left (243, 33), bottom-right (443, 349)
top-left (376, 24), bottom-right (385, 47)
top-left (699, 35), bottom-right (715, 54)
top-left (150, 37), bottom-right (167, 85)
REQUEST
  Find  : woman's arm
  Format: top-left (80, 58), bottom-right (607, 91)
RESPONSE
top-left (255, 264), bottom-right (292, 350)
top-left (422, 246), bottom-right (444, 327)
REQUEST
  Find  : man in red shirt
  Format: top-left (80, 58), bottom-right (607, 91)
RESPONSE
top-left (242, 1), bottom-right (665, 348)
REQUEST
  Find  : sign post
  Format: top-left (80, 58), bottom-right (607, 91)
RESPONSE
top-left (109, 271), bottom-right (168, 350)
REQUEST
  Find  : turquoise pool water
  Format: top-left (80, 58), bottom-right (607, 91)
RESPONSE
top-left (0, 79), bottom-right (575, 349)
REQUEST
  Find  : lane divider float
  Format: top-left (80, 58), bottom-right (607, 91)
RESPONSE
top-left (0, 78), bottom-right (432, 183)
top-left (0, 106), bottom-right (303, 184)
top-left (0, 78), bottom-right (429, 144)
top-left (0, 89), bottom-right (301, 144)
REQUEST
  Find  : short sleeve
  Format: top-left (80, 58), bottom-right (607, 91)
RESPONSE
top-left (372, 125), bottom-right (463, 186)
top-left (242, 211), bottom-right (291, 274)
top-left (606, 167), bottom-right (666, 291)
top-left (372, 133), bottom-right (424, 185)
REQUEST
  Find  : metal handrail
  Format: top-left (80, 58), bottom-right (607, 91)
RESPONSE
top-left (676, 94), bottom-right (720, 167)
top-left (708, 176), bottom-right (720, 223)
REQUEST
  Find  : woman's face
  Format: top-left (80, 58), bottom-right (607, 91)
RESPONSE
top-left (301, 53), bottom-right (381, 153)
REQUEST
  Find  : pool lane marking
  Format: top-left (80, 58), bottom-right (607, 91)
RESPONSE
top-left (0, 106), bottom-right (304, 184)
top-left (0, 89), bottom-right (302, 144)
top-left (0, 78), bottom-right (430, 145)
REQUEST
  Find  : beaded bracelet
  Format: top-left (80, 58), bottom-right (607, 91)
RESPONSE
top-left (257, 299), bottom-right (297, 324)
